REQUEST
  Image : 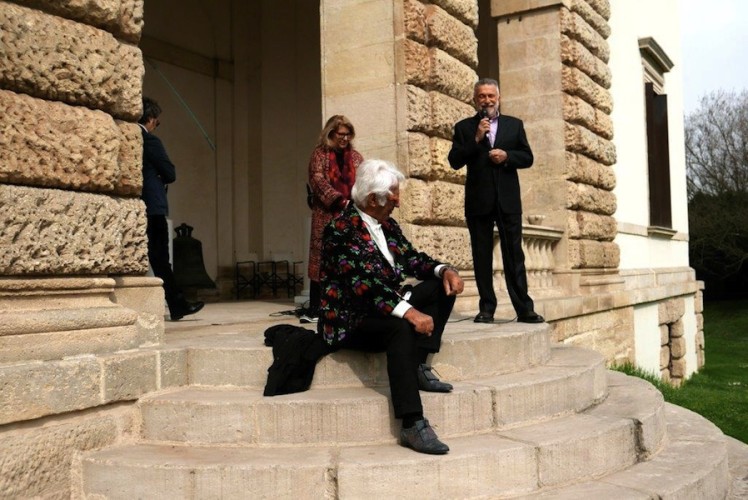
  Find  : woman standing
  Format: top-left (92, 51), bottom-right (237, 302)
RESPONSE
top-left (304, 115), bottom-right (363, 322)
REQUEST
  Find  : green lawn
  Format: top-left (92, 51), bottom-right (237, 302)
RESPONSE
top-left (615, 299), bottom-right (748, 444)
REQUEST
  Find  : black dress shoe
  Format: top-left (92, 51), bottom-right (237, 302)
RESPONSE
top-left (170, 301), bottom-right (204, 321)
top-left (517, 312), bottom-right (544, 324)
top-left (417, 364), bottom-right (453, 392)
top-left (474, 312), bottom-right (494, 323)
top-left (400, 419), bottom-right (449, 455)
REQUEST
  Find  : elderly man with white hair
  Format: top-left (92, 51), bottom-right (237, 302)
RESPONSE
top-left (318, 158), bottom-right (464, 455)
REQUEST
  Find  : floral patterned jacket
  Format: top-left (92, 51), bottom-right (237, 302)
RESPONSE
top-left (317, 204), bottom-right (442, 347)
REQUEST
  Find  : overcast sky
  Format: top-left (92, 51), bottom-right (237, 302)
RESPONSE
top-left (680, 0), bottom-right (748, 114)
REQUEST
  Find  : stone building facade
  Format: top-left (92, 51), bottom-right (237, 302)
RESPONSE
top-left (0, 0), bottom-right (702, 496)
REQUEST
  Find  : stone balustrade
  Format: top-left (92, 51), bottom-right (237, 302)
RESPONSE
top-left (492, 219), bottom-right (564, 290)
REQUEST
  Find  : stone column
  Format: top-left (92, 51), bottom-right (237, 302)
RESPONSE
top-left (0, 0), bottom-right (164, 423)
top-left (491, 0), bottom-right (620, 292)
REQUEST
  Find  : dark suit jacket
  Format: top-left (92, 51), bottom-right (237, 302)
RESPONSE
top-left (448, 113), bottom-right (533, 216)
top-left (263, 324), bottom-right (330, 396)
top-left (140, 126), bottom-right (176, 216)
top-left (317, 205), bottom-right (443, 348)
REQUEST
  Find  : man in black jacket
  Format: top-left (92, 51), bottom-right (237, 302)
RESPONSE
top-left (139, 97), bottom-right (203, 320)
top-left (448, 79), bottom-right (543, 325)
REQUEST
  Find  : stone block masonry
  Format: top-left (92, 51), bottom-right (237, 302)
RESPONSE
top-left (0, 4), bottom-right (155, 496)
top-left (0, 89), bottom-right (143, 196)
top-left (0, 405), bottom-right (138, 498)
top-left (657, 296), bottom-right (703, 386)
top-left (399, 0), bottom-right (479, 264)
top-left (494, 0), bottom-right (619, 270)
top-left (0, 184), bottom-right (147, 275)
top-left (0, 2), bottom-right (143, 121)
top-left (9, 0), bottom-right (144, 43)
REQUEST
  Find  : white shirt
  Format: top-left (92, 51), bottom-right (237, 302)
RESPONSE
top-left (487, 113), bottom-right (499, 145)
top-left (355, 206), bottom-right (445, 318)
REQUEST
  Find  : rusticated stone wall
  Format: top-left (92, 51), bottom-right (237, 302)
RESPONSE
top-left (399, 0), bottom-right (590, 299)
top-left (7, 0), bottom-right (143, 43)
top-left (658, 294), bottom-right (705, 386)
top-left (0, 184), bottom-right (146, 275)
top-left (400, 0), bottom-right (620, 275)
top-left (399, 0), bottom-right (478, 269)
top-left (0, 89), bottom-right (143, 195)
top-left (0, 2), bottom-right (143, 120)
top-left (1, 2), bottom-right (153, 496)
top-left (0, 0), bottom-right (147, 276)
top-left (493, 0), bottom-right (620, 271)
top-left (560, 2), bottom-right (619, 269)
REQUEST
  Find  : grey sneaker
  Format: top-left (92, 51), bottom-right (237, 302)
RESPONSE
top-left (400, 419), bottom-right (449, 455)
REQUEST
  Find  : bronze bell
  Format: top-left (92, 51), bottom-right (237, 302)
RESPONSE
top-left (172, 223), bottom-right (216, 289)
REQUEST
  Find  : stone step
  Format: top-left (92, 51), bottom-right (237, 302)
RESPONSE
top-left (78, 372), bottom-right (670, 498)
top-left (727, 436), bottom-right (748, 499)
top-left (511, 403), bottom-right (730, 499)
top-left (164, 320), bottom-right (551, 388)
top-left (77, 444), bottom-right (335, 499)
top-left (139, 347), bottom-right (605, 445)
top-left (78, 413), bottom-right (638, 499)
top-left (585, 370), bottom-right (666, 458)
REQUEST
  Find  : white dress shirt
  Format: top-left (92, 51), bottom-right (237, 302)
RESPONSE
top-left (487, 113), bottom-right (499, 145)
top-left (355, 206), bottom-right (444, 318)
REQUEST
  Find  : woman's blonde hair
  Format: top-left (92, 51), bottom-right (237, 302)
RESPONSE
top-left (317, 115), bottom-right (356, 149)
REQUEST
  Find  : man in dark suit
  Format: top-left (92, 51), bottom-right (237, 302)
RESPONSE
top-left (448, 78), bottom-right (543, 324)
top-left (318, 159), bottom-right (464, 455)
top-left (139, 97), bottom-right (203, 321)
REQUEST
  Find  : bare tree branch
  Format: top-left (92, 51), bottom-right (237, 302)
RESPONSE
top-left (685, 90), bottom-right (748, 198)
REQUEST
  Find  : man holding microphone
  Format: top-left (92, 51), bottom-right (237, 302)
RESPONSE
top-left (448, 78), bottom-right (544, 325)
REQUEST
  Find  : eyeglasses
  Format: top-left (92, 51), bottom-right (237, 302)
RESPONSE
top-left (334, 132), bottom-right (351, 139)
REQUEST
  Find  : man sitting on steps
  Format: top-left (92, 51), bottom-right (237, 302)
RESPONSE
top-left (318, 158), bottom-right (464, 455)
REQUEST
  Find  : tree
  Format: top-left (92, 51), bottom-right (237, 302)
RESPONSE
top-left (685, 90), bottom-right (748, 199)
top-left (688, 191), bottom-right (748, 298)
top-left (685, 90), bottom-right (748, 299)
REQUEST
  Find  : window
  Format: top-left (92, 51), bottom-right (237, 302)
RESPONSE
top-left (639, 37), bottom-right (675, 231)
top-left (645, 81), bottom-right (672, 228)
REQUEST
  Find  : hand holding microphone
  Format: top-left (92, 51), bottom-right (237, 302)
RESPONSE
top-left (475, 107), bottom-right (491, 143)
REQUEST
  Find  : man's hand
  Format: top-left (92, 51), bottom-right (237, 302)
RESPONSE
top-left (488, 148), bottom-right (508, 164)
top-left (404, 308), bottom-right (434, 336)
top-left (475, 117), bottom-right (490, 143)
top-left (442, 268), bottom-right (464, 296)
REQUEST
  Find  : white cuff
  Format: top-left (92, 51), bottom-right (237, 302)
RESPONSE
top-left (392, 301), bottom-right (412, 318)
top-left (434, 264), bottom-right (446, 278)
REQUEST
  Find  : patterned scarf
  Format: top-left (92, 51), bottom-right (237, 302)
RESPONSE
top-left (327, 149), bottom-right (356, 200)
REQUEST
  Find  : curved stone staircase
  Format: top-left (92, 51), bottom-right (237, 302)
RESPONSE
top-left (73, 319), bottom-right (738, 498)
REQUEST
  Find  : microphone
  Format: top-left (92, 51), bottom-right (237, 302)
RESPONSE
top-left (479, 108), bottom-right (491, 144)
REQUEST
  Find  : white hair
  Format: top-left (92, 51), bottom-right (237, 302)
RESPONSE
top-left (351, 159), bottom-right (405, 207)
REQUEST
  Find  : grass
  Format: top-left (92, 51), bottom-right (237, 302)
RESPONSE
top-left (614, 298), bottom-right (748, 444)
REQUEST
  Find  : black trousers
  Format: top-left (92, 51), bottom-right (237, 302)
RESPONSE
top-left (146, 214), bottom-right (183, 313)
top-left (309, 280), bottom-right (321, 312)
top-left (336, 279), bottom-right (455, 418)
top-left (467, 210), bottom-right (534, 317)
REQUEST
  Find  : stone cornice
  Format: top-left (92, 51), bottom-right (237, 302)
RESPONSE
top-left (638, 37), bottom-right (675, 74)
